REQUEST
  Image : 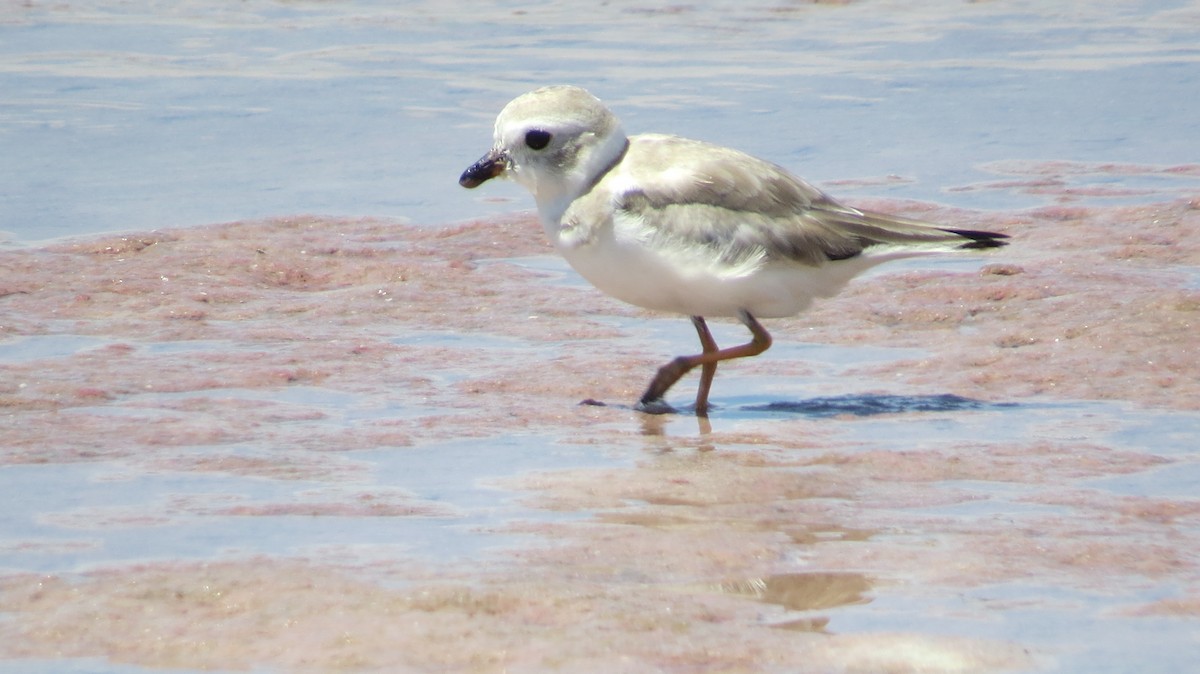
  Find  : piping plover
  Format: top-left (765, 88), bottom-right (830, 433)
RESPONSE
top-left (460, 85), bottom-right (1007, 416)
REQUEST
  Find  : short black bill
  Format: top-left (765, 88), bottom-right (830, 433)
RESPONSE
top-left (459, 149), bottom-right (508, 188)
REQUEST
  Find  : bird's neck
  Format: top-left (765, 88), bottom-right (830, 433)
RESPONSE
top-left (535, 128), bottom-right (629, 226)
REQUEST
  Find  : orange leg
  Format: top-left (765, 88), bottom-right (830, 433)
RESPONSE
top-left (637, 311), bottom-right (772, 416)
top-left (691, 316), bottom-right (719, 416)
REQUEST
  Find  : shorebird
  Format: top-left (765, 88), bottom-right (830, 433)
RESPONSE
top-left (460, 85), bottom-right (1007, 415)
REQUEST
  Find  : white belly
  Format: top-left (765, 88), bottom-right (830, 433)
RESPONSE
top-left (555, 227), bottom-right (880, 319)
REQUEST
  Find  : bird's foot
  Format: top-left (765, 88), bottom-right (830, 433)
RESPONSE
top-left (634, 397), bottom-right (678, 415)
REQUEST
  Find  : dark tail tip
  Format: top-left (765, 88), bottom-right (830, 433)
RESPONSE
top-left (943, 227), bottom-right (1010, 250)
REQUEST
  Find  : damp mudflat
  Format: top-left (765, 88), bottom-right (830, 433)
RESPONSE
top-left (3, 2), bottom-right (1200, 674)
top-left (2, 198), bottom-right (1198, 672)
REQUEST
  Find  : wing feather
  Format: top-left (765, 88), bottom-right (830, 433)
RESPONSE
top-left (601, 134), bottom-right (1005, 268)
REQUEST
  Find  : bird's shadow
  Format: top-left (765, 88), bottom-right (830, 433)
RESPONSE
top-left (736, 393), bottom-right (1016, 418)
top-left (588, 393), bottom-right (1016, 418)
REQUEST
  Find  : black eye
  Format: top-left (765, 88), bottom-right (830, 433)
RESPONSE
top-left (524, 129), bottom-right (552, 150)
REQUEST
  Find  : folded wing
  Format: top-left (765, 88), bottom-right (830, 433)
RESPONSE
top-left (609, 134), bottom-right (1006, 268)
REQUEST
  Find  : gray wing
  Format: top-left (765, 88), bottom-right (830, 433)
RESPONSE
top-left (608, 135), bottom-right (1005, 267)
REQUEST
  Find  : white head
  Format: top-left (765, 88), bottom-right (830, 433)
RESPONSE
top-left (460, 85), bottom-right (629, 223)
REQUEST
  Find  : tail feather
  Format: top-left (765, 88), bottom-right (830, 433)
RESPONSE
top-left (838, 208), bottom-right (1009, 251)
top-left (939, 227), bottom-right (1010, 250)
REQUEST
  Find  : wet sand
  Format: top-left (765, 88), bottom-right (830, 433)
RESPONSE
top-left (1, 172), bottom-right (1199, 671)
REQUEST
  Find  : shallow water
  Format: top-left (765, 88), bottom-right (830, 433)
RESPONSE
top-left (2, 2), bottom-right (1199, 673)
top-left (0, 433), bottom-right (618, 575)
top-left (4, 309), bottom-right (1195, 666)
top-left (0, 209), bottom-right (1197, 671)
top-left (3, 0), bottom-right (1200, 243)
